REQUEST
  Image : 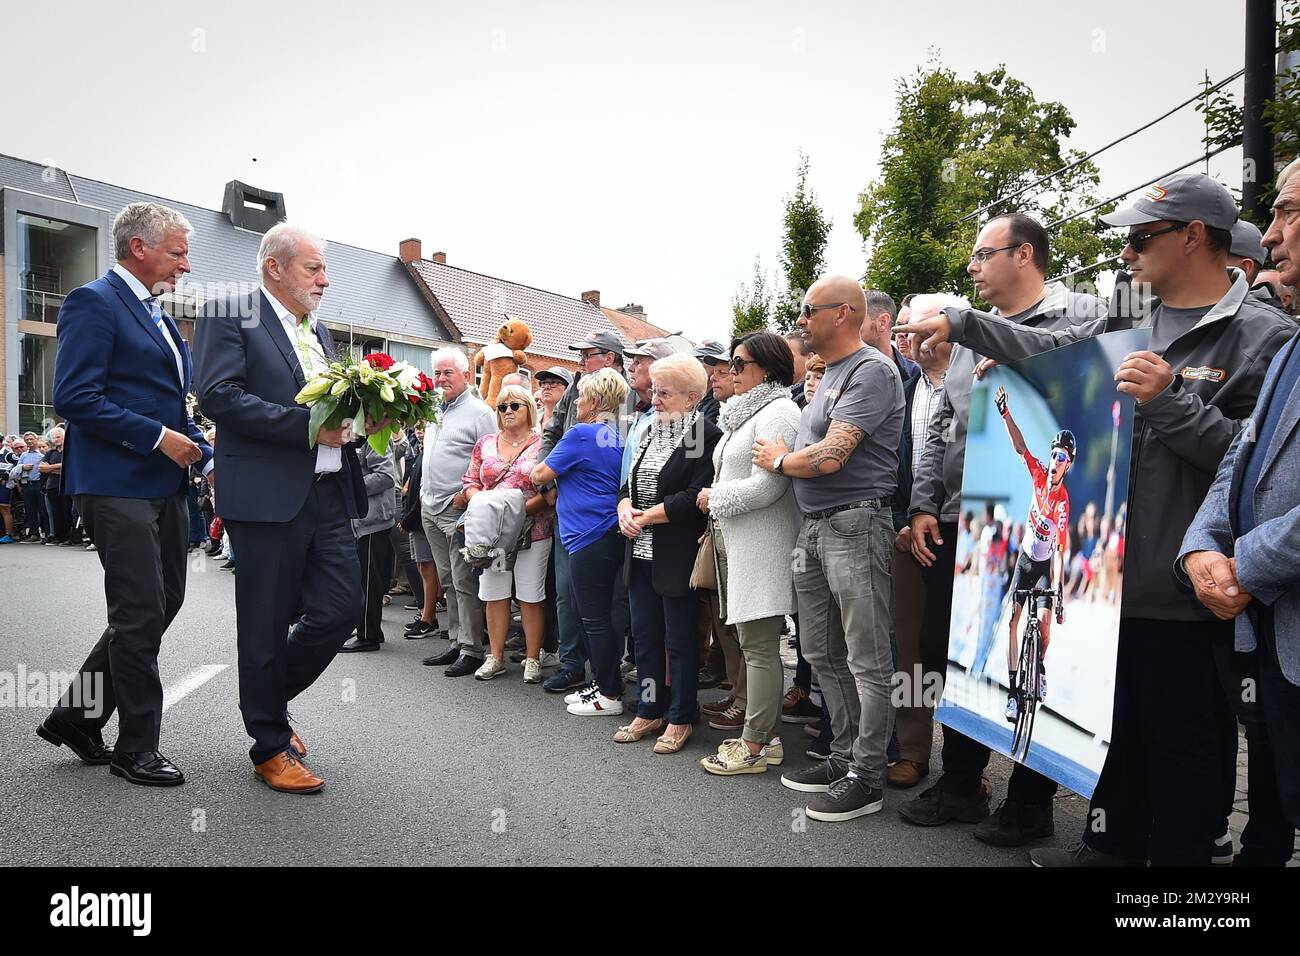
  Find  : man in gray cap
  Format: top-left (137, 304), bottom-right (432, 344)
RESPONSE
top-left (538, 329), bottom-right (632, 694)
top-left (1230, 220), bottom-right (1267, 285)
top-left (898, 171), bottom-right (1296, 866)
top-left (533, 366), bottom-right (572, 433)
top-left (693, 339), bottom-right (732, 426)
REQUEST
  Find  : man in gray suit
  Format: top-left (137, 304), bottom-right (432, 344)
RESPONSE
top-left (1178, 157), bottom-right (1300, 863)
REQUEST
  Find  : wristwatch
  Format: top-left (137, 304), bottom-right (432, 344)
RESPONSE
top-left (773, 454), bottom-right (786, 475)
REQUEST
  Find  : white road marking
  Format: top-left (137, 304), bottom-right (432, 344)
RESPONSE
top-left (162, 664), bottom-right (230, 712)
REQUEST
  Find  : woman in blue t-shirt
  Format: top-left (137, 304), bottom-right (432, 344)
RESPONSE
top-left (531, 367), bottom-right (629, 716)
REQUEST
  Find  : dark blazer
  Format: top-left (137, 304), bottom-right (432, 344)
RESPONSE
top-left (619, 414), bottom-right (722, 597)
top-left (52, 269), bottom-right (212, 498)
top-left (193, 290), bottom-right (365, 523)
top-left (893, 372), bottom-right (924, 533)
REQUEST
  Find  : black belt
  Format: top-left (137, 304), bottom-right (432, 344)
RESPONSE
top-left (313, 470), bottom-right (342, 483)
top-left (803, 498), bottom-right (887, 521)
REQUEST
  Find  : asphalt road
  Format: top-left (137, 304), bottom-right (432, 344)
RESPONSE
top-left (0, 541), bottom-right (1091, 866)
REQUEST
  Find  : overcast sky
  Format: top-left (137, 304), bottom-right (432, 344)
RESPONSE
top-left (3, 0), bottom-right (1257, 341)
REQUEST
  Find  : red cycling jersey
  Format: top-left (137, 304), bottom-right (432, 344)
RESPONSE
top-left (1021, 450), bottom-right (1069, 563)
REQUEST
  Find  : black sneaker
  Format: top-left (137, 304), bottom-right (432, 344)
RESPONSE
top-left (805, 737), bottom-right (832, 760)
top-left (973, 799), bottom-right (1054, 847)
top-left (543, 666), bottom-right (588, 693)
top-left (782, 697), bottom-right (822, 724)
top-left (1029, 840), bottom-right (1135, 868)
top-left (405, 620), bottom-right (437, 639)
top-left (697, 667), bottom-right (725, 690)
top-left (780, 757), bottom-right (850, 793)
top-left (806, 775), bottom-right (884, 822)
top-left (404, 602), bottom-right (422, 611)
top-left (897, 783), bottom-right (990, 827)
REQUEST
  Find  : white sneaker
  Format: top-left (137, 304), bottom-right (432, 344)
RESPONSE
top-left (567, 692), bottom-right (624, 716)
top-left (474, 654), bottom-right (506, 681)
top-left (539, 651), bottom-right (561, 669)
top-left (764, 736), bottom-right (784, 766)
top-left (565, 682), bottom-right (599, 705)
top-left (522, 658), bottom-right (542, 683)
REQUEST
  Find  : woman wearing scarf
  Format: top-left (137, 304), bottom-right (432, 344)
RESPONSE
top-left (696, 332), bottom-right (802, 775)
top-left (615, 354), bottom-right (722, 754)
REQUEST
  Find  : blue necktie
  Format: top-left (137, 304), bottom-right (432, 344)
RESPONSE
top-left (145, 296), bottom-right (167, 333)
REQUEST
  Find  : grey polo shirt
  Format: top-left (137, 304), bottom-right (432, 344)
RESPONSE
top-left (792, 345), bottom-right (904, 513)
top-left (419, 388), bottom-right (497, 515)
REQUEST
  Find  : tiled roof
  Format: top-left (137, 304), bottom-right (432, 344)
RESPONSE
top-left (601, 306), bottom-right (668, 346)
top-left (0, 153), bottom-right (454, 344)
top-left (408, 258), bottom-right (631, 361)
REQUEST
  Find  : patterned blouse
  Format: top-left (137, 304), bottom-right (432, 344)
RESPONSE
top-left (629, 410), bottom-right (696, 561)
top-left (462, 432), bottom-right (552, 542)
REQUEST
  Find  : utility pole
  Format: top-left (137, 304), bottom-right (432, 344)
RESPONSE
top-left (1242, 0), bottom-right (1276, 220)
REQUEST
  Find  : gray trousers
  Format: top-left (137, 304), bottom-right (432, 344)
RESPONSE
top-left (422, 503), bottom-right (484, 659)
top-left (794, 503), bottom-right (895, 788)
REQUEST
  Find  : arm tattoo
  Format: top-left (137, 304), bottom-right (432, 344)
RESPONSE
top-left (807, 421), bottom-right (866, 475)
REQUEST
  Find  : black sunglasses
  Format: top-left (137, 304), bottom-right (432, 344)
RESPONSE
top-left (497, 402), bottom-right (527, 413)
top-left (1125, 223), bottom-right (1186, 253)
top-left (728, 357), bottom-right (752, 373)
top-left (799, 302), bottom-right (856, 319)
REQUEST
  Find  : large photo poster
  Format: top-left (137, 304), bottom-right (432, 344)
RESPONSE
top-left (935, 329), bottom-right (1149, 797)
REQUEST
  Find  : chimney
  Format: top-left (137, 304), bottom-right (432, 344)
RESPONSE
top-left (581, 290), bottom-right (601, 307)
top-left (432, 251), bottom-right (447, 264)
top-left (399, 238), bottom-right (422, 263)
top-left (221, 180), bottom-right (287, 232)
top-left (620, 303), bottom-right (646, 318)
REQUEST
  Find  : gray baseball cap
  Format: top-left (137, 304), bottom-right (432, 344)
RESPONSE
top-left (568, 329), bottom-right (625, 355)
top-left (1230, 220), bottom-right (1267, 264)
top-left (624, 334), bottom-right (695, 360)
top-left (534, 366), bottom-right (573, 387)
top-left (692, 338), bottom-right (731, 364)
top-left (1100, 173), bottom-right (1239, 231)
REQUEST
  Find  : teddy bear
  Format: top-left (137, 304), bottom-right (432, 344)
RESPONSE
top-left (473, 316), bottom-right (533, 406)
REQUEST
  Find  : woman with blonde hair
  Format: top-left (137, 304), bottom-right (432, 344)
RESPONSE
top-left (615, 354), bottom-right (722, 753)
top-left (463, 384), bottom-right (554, 682)
top-left (531, 368), bottom-right (629, 715)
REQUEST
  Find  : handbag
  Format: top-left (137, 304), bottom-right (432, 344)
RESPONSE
top-left (689, 518), bottom-right (717, 590)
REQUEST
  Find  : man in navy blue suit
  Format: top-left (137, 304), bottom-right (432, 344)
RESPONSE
top-left (39, 202), bottom-right (212, 787)
top-left (194, 223), bottom-right (374, 794)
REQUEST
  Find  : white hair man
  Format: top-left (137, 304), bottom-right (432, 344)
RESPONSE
top-left (193, 222), bottom-right (387, 794)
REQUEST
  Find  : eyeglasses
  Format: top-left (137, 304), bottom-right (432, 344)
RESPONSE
top-left (968, 243), bottom-right (1022, 264)
top-left (650, 387), bottom-right (679, 400)
top-left (578, 349), bottom-right (609, 362)
top-left (1050, 450), bottom-right (1071, 464)
top-left (799, 302), bottom-right (856, 319)
top-left (497, 402), bottom-right (526, 413)
top-left (1125, 223), bottom-right (1186, 253)
top-left (728, 357), bottom-right (752, 373)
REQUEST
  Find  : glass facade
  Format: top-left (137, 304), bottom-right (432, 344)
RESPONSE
top-left (17, 332), bottom-right (58, 433)
top-left (16, 213), bottom-right (97, 324)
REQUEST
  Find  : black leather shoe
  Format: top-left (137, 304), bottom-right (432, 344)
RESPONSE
top-left (423, 645), bottom-right (461, 666)
top-left (898, 783), bottom-right (990, 827)
top-left (37, 715), bottom-right (113, 765)
top-left (697, 667), bottom-right (726, 690)
top-left (340, 637), bottom-right (382, 653)
top-left (109, 751), bottom-right (185, 787)
top-left (974, 799), bottom-right (1054, 847)
top-left (444, 654), bottom-right (481, 677)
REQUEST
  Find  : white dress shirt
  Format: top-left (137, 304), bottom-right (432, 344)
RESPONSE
top-left (110, 264), bottom-right (213, 474)
top-left (262, 287), bottom-right (342, 474)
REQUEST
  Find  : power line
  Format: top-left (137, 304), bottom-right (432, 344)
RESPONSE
top-left (957, 67), bottom-right (1247, 226)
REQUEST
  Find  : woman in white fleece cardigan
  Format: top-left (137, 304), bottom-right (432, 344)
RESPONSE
top-left (696, 332), bottom-right (803, 776)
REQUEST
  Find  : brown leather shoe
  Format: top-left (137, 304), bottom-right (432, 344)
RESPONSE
top-left (254, 751), bottom-right (324, 793)
top-left (290, 728), bottom-right (307, 758)
top-left (886, 760), bottom-right (929, 789)
top-left (701, 694), bottom-right (736, 716)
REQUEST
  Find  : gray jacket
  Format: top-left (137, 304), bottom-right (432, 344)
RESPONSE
top-left (1178, 330), bottom-right (1300, 684)
top-left (947, 270), bottom-right (1295, 620)
top-left (353, 443), bottom-right (398, 537)
top-left (460, 486), bottom-right (528, 566)
top-left (909, 281), bottom-right (1107, 524)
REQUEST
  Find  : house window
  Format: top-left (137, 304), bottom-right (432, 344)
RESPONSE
top-left (16, 213), bottom-right (97, 324)
top-left (386, 341), bottom-right (434, 375)
top-left (17, 332), bottom-right (59, 432)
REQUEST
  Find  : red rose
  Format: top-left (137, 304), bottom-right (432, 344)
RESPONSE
top-left (363, 352), bottom-right (395, 370)
top-left (409, 394), bottom-right (420, 404)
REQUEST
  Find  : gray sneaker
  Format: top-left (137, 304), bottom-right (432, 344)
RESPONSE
top-left (780, 757), bottom-right (850, 794)
top-left (1029, 840), bottom-right (1133, 868)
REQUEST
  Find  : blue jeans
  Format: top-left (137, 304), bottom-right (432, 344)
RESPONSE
top-left (627, 557), bottom-right (699, 724)
top-left (553, 532), bottom-right (589, 674)
top-left (567, 526), bottom-right (625, 698)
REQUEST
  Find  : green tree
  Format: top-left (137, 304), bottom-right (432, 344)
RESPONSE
top-left (774, 151), bottom-right (832, 332)
top-left (731, 257), bottom-right (773, 339)
top-left (855, 60), bottom-right (1117, 305)
top-left (1196, 0), bottom-right (1300, 223)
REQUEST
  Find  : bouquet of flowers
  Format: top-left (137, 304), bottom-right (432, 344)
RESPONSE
top-left (294, 352), bottom-right (441, 455)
